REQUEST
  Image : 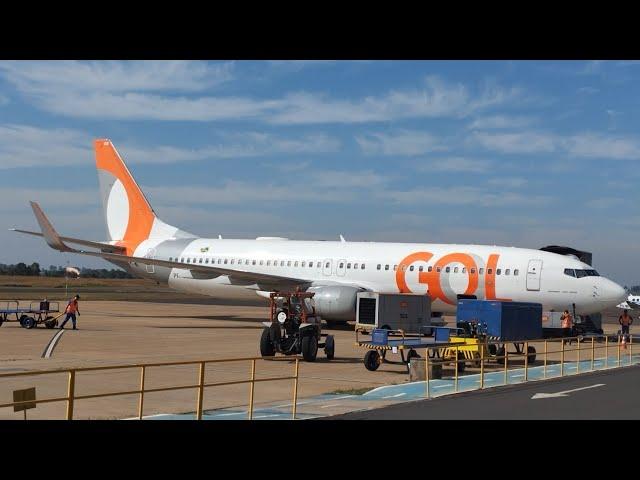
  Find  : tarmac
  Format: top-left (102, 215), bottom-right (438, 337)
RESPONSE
top-left (0, 298), bottom-right (632, 420)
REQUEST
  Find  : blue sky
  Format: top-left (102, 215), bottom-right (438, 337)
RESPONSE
top-left (0, 60), bottom-right (638, 285)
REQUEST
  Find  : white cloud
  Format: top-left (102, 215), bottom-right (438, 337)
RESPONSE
top-left (577, 86), bottom-right (599, 95)
top-left (0, 124), bottom-right (341, 168)
top-left (0, 124), bottom-right (92, 169)
top-left (584, 197), bottom-right (625, 209)
top-left (0, 60), bottom-right (234, 94)
top-left (0, 64), bottom-right (523, 124)
top-left (468, 114), bottom-right (535, 130)
top-left (0, 188), bottom-right (98, 212)
top-left (472, 131), bottom-right (557, 154)
top-left (0, 94), bottom-right (8, 106)
top-left (356, 130), bottom-right (445, 156)
top-left (488, 177), bottom-right (527, 188)
top-left (415, 157), bottom-right (493, 173)
top-left (564, 133), bottom-right (640, 160)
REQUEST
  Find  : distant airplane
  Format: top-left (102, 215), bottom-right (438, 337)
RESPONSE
top-left (617, 294), bottom-right (640, 310)
top-left (12, 139), bottom-right (627, 325)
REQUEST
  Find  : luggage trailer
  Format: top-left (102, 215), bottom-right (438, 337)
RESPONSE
top-left (0, 300), bottom-right (61, 329)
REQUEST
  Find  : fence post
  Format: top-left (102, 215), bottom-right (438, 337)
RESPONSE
top-left (605, 336), bottom-right (609, 369)
top-left (480, 348), bottom-right (485, 390)
top-left (138, 365), bottom-right (146, 420)
top-left (196, 362), bottom-right (205, 420)
top-left (425, 351), bottom-right (431, 399)
top-left (248, 359), bottom-right (256, 420)
top-left (577, 337), bottom-right (580, 374)
top-left (544, 340), bottom-right (547, 379)
top-left (66, 370), bottom-right (75, 420)
top-left (560, 340), bottom-right (565, 377)
top-left (524, 341), bottom-right (529, 382)
top-left (504, 346), bottom-right (508, 386)
top-left (292, 359), bottom-right (300, 420)
top-left (630, 335), bottom-right (633, 364)
top-left (617, 334), bottom-right (621, 366)
top-left (591, 337), bottom-right (595, 371)
top-left (454, 346), bottom-right (459, 393)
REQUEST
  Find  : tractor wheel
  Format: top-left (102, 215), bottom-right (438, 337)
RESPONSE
top-left (260, 327), bottom-right (275, 356)
top-left (324, 335), bottom-right (335, 360)
top-left (301, 335), bottom-right (318, 362)
top-left (44, 316), bottom-right (57, 329)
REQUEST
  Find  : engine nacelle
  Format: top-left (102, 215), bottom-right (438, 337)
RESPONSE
top-left (307, 286), bottom-right (363, 321)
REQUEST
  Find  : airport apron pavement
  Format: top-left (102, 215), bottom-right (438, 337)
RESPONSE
top-left (329, 365), bottom-right (640, 420)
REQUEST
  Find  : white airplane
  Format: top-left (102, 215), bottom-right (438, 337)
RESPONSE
top-left (12, 139), bottom-right (627, 325)
top-left (617, 295), bottom-right (640, 310)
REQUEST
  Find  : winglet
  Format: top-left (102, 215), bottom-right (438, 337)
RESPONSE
top-left (339, 234), bottom-right (346, 243)
top-left (29, 202), bottom-right (72, 252)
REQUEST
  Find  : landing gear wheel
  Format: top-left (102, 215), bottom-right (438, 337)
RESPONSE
top-left (364, 350), bottom-right (381, 371)
top-left (488, 344), bottom-right (497, 356)
top-left (44, 316), bottom-right (58, 329)
top-left (324, 335), bottom-right (335, 360)
top-left (21, 316), bottom-right (36, 329)
top-left (496, 347), bottom-right (506, 365)
top-left (527, 346), bottom-right (536, 364)
top-left (260, 327), bottom-right (275, 356)
top-left (406, 349), bottom-right (421, 364)
top-left (301, 335), bottom-right (318, 362)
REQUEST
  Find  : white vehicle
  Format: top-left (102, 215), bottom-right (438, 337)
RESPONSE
top-left (13, 139), bottom-right (627, 323)
top-left (618, 295), bottom-right (640, 310)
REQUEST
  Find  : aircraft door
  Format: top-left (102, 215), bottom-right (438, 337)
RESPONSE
top-left (337, 259), bottom-right (346, 276)
top-left (145, 248), bottom-right (156, 274)
top-left (526, 259), bottom-right (543, 291)
top-left (323, 259), bottom-right (333, 276)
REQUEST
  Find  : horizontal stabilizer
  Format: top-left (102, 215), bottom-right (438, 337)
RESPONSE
top-left (10, 228), bottom-right (125, 253)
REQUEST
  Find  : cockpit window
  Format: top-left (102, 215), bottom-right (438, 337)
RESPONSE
top-left (564, 268), bottom-right (576, 278)
top-left (575, 269), bottom-right (587, 278)
top-left (566, 268), bottom-right (600, 278)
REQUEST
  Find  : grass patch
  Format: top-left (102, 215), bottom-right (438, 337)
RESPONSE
top-left (327, 387), bottom-right (372, 396)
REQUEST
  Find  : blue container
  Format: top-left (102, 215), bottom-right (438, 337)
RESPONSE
top-left (456, 300), bottom-right (542, 341)
top-left (434, 327), bottom-right (451, 343)
top-left (371, 328), bottom-right (389, 345)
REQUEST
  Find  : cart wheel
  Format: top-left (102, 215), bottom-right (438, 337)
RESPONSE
top-left (44, 316), bottom-right (57, 329)
top-left (302, 335), bottom-right (318, 362)
top-left (364, 350), bottom-right (381, 371)
top-left (260, 327), bottom-right (275, 356)
top-left (22, 317), bottom-right (36, 329)
top-left (324, 335), bottom-right (335, 360)
top-left (488, 344), bottom-right (497, 356)
top-left (407, 349), bottom-right (421, 364)
top-left (527, 346), bottom-right (536, 364)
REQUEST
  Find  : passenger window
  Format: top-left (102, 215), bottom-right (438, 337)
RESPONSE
top-left (410, 265), bottom-right (414, 271)
top-left (514, 269), bottom-right (519, 276)
top-left (230, 259), bottom-right (234, 265)
top-left (205, 258), bottom-right (209, 264)
top-left (361, 264), bottom-right (365, 270)
top-left (462, 267), bottom-right (466, 273)
top-left (354, 264), bottom-right (359, 269)
top-left (224, 259), bottom-right (228, 264)
top-left (505, 269), bottom-right (510, 275)
top-left (418, 266), bottom-right (423, 272)
top-left (347, 263), bottom-right (351, 269)
top-left (377, 264), bottom-right (381, 270)
top-left (454, 267), bottom-right (458, 273)
top-left (436, 267), bottom-right (441, 273)
top-left (325, 262), bottom-right (330, 268)
top-left (293, 261), bottom-right (298, 267)
top-left (301, 261), bottom-right (306, 267)
top-left (288, 261), bottom-right (292, 267)
top-left (267, 260), bottom-right (271, 266)
top-left (470, 268), bottom-right (475, 274)
top-left (394, 265), bottom-right (398, 271)
top-left (445, 267), bottom-right (450, 273)
top-left (402, 265), bottom-right (407, 272)
top-left (339, 262), bottom-right (344, 269)
top-left (479, 268), bottom-right (484, 275)
top-left (428, 266), bottom-right (433, 272)
top-left (487, 268), bottom-right (492, 274)
top-left (260, 260), bottom-right (264, 266)
top-left (385, 265), bottom-right (389, 270)
top-left (496, 269), bottom-right (501, 275)
top-left (309, 262), bottom-right (313, 268)
top-left (199, 258), bottom-right (203, 264)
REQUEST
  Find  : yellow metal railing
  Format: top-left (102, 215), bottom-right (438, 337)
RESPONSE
top-left (416, 333), bottom-right (635, 398)
top-left (0, 356), bottom-right (300, 420)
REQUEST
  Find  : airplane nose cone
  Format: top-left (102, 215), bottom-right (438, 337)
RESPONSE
top-left (600, 279), bottom-right (627, 306)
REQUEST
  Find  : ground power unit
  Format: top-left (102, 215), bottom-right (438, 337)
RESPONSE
top-left (356, 292), bottom-right (431, 335)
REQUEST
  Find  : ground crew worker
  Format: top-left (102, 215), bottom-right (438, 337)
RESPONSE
top-left (59, 295), bottom-right (81, 330)
top-left (619, 310), bottom-right (633, 339)
top-left (561, 310), bottom-right (573, 345)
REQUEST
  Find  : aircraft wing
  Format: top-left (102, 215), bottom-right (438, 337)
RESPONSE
top-left (617, 299), bottom-right (640, 310)
top-left (15, 202), bottom-right (311, 287)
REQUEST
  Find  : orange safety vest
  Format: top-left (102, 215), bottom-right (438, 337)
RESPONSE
top-left (66, 300), bottom-right (78, 314)
top-left (561, 314), bottom-right (572, 329)
top-left (620, 314), bottom-right (632, 326)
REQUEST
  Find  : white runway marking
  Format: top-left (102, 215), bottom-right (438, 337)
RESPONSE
top-left (382, 393), bottom-right (406, 399)
top-left (320, 404), bottom-right (342, 409)
top-left (42, 329), bottom-right (65, 358)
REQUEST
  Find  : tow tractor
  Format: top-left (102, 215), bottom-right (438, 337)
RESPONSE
top-left (259, 291), bottom-right (335, 362)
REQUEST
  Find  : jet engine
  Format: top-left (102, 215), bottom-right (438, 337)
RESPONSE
top-left (306, 285), bottom-right (364, 322)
